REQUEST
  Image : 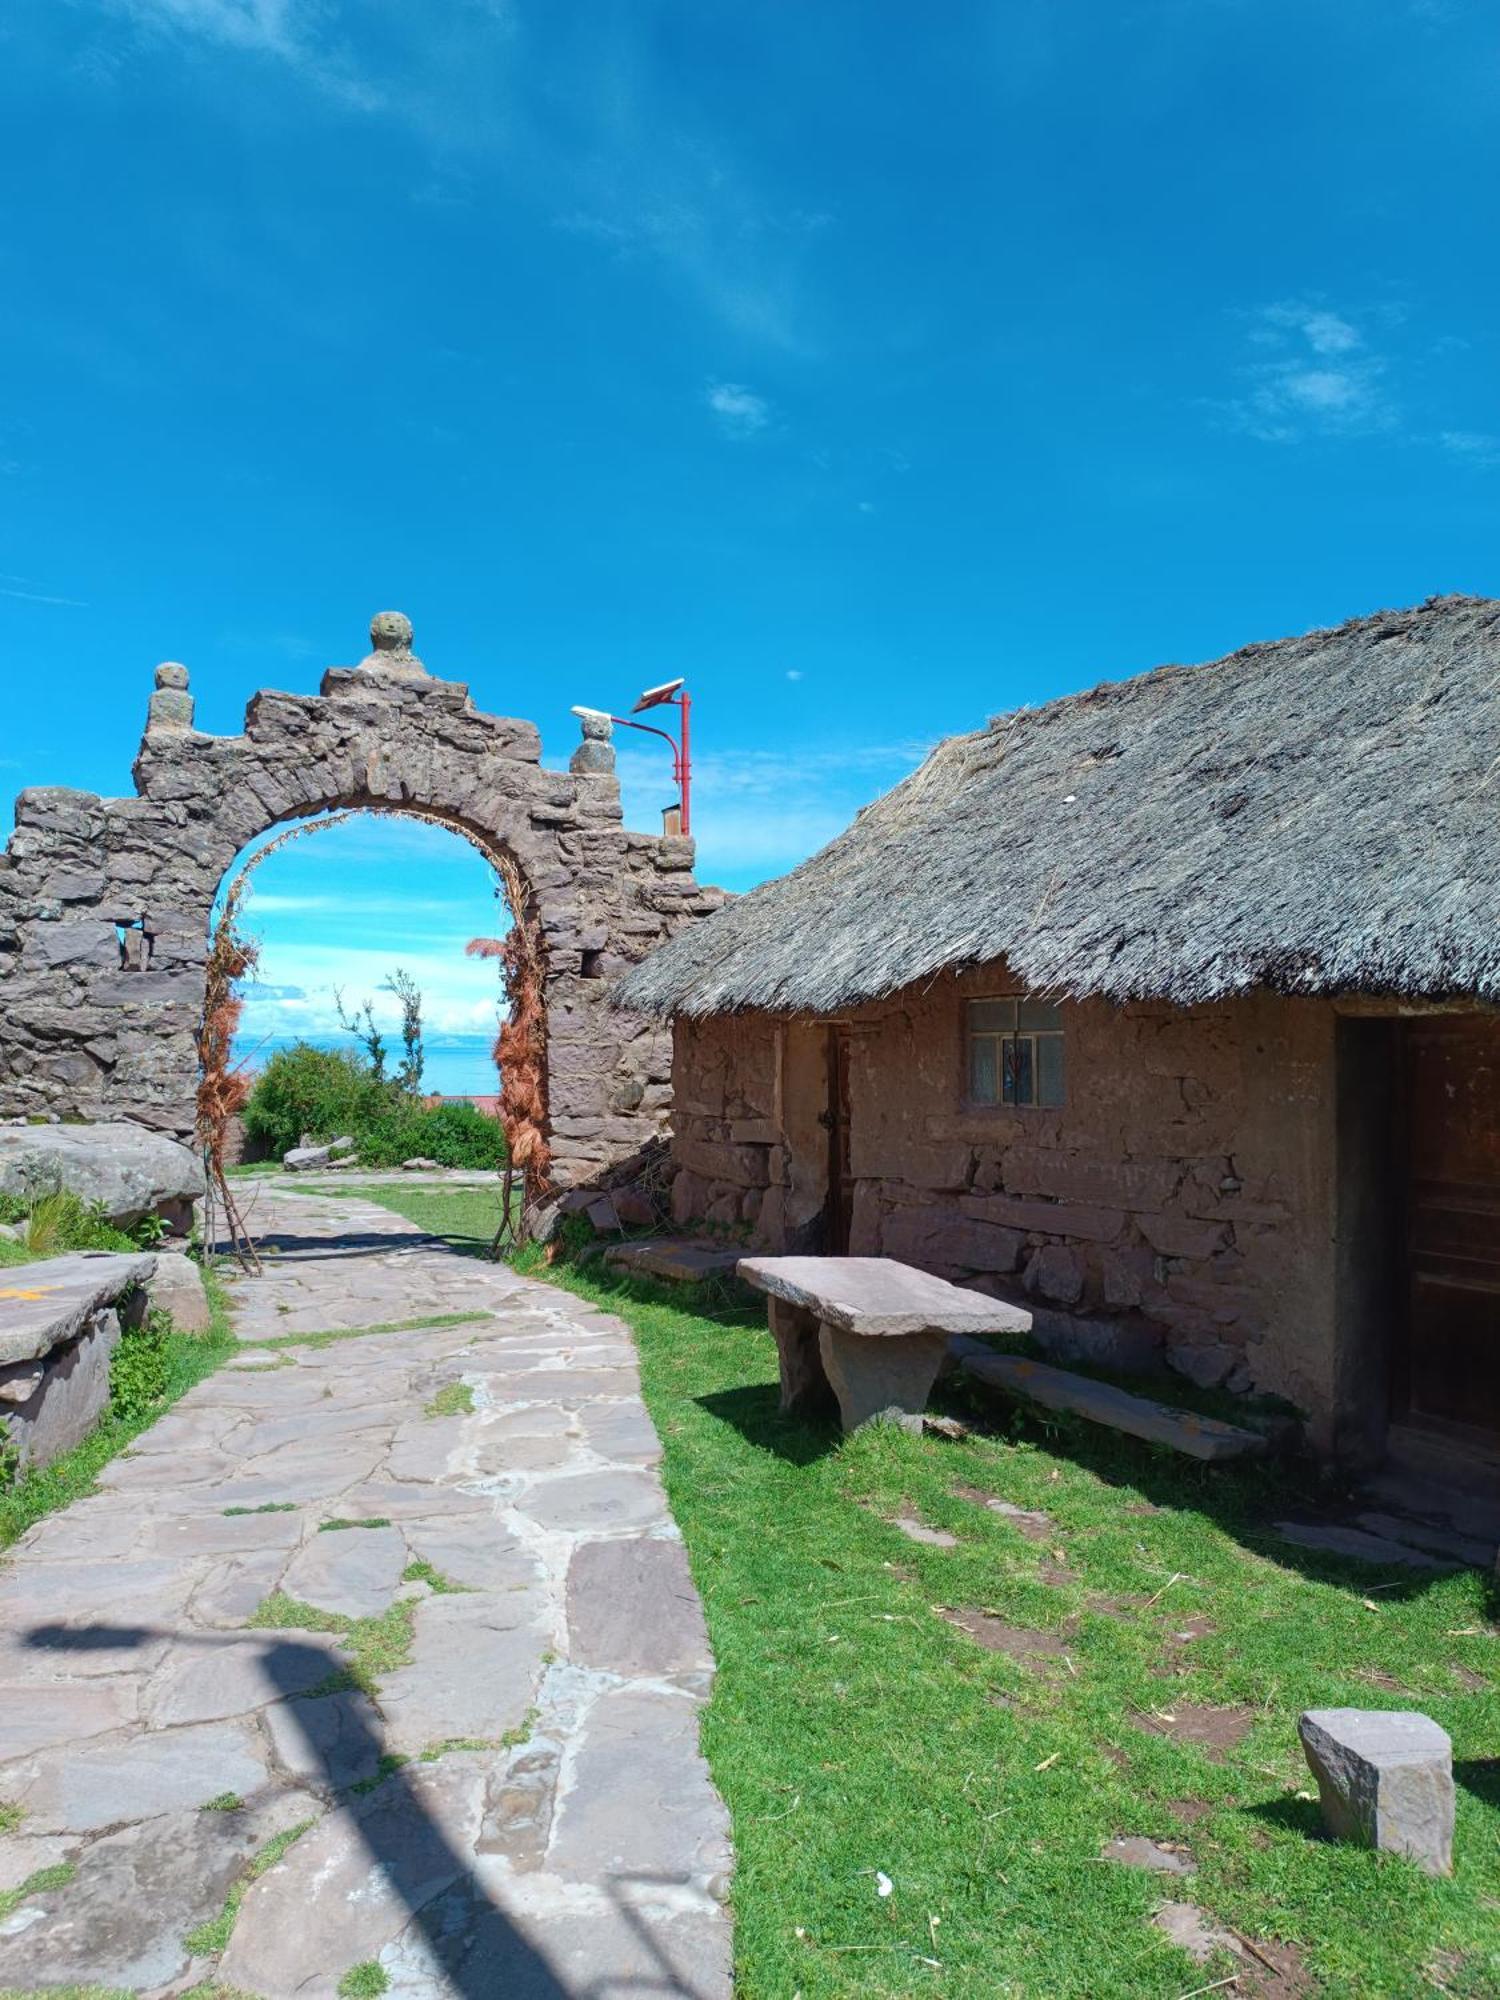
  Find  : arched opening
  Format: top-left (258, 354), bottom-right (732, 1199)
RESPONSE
top-left (196, 806), bottom-right (550, 1261)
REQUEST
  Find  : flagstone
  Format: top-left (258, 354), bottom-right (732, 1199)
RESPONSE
top-left (519, 1468), bottom-right (671, 1534)
top-left (11, 1716), bottom-right (267, 1833)
top-left (282, 1522), bottom-right (408, 1619)
top-left (0, 1186), bottom-right (731, 1995)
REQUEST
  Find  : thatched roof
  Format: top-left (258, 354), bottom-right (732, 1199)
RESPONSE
top-left (617, 594), bottom-right (1500, 1018)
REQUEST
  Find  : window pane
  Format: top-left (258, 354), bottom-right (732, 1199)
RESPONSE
top-left (1037, 1033), bottom-right (1065, 1106)
top-left (970, 1035), bottom-right (999, 1103)
top-left (1019, 997), bottom-right (1062, 1033)
top-left (970, 999), bottom-right (1016, 1034)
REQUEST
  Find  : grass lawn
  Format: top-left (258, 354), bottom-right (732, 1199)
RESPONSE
top-left (272, 1185), bottom-right (1500, 1994)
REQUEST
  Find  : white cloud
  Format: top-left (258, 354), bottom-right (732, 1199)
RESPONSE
top-left (0, 574), bottom-right (85, 607)
top-left (706, 380), bottom-right (771, 439)
top-left (785, 669), bottom-right (804, 682)
top-left (611, 738), bottom-right (932, 887)
top-left (1226, 302), bottom-right (1394, 442)
top-left (1440, 430), bottom-right (1500, 467)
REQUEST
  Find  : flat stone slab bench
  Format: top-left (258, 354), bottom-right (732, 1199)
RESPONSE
top-left (0, 1250), bottom-right (155, 1469)
top-left (949, 1338), bottom-right (1267, 1462)
top-left (738, 1256), bottom-right (1031, 1434)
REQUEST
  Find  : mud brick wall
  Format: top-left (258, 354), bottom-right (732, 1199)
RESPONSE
top-left (666, 966), bottom-right (1355, 1438)
top-left (0, 643), bottom-right (725, 1192)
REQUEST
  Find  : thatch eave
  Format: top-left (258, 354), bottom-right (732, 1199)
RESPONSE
top-left (615, 594), bottom-right (1500, 1021)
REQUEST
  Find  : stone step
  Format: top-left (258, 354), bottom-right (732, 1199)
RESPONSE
top-left (1272, 1520), bottom-right (1449, 1569)
top-left (603, 1238), bottom-right (744, 1285)
top-left (948, 1338), bottom-right (1267, 1462)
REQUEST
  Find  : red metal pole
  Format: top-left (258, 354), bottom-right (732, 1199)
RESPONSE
top-left (678, 691), bottom-right (692, 837)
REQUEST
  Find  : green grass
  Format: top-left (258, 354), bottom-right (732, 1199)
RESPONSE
top-left (0, 1862), bottom-right (74, 1922)
top-left (183, 1819), bottom-right (317, 1958)
top-left (0, 1802), bottom-right (23, 1835)
top-left (245, 1592), bottom-right (418, 1697)
top-left (200, 1793), bottom-right (244, 1813)
top-left (298, 1182), bottom-right (511, 1256)
top-left (222, 1501), bottom-right (298, 1517)
top-left (318, 1516), bottom-right (392, 1532)
top-left (342, 1181), bottom-right (1500, 1999)
top-left (336, 1963), bottom-right (389, 1999)
top-left (242, 1311), bottom-right (487, 1353)
top-left (0, 1266), bottom-right (237, 1551)
top-left (401, 1557), bottom-right (467, 1594)
top-left (423, 1380), bottom-right (475, 1419)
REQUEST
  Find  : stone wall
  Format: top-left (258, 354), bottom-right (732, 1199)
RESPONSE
top-left (666, 965), bottom-right (1363, 1443)
top-left (0, 620), bottom-right (725, 1191)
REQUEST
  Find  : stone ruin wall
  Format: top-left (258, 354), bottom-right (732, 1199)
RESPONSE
top-left (667, 966), bottom-right (1348, 1438)
top-left (0, 621), bottom-right (726, 1192)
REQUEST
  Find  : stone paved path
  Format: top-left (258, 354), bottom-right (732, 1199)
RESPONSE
top-left (0, 1189), bottom-right (732, 1998)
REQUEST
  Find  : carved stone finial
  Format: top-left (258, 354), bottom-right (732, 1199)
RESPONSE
top-left (570, 706), bottom-right (616, 776)
top-left (147, 661), bottom-right (194, 733)
top-left (356, 609), bottom-right (428, 680)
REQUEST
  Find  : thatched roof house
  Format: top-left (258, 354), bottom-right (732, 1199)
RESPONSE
top-left (620, 595), bottom-right (1500, 1482)
top-left (619, 593), bottom-right (1500, 1019)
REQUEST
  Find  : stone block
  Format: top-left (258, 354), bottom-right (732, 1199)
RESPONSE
top-left (0, 1123), bottom-right (203, 1225)
top-left (1024, 1242), bottom-right (1085, 1305)
top-left (144, 1250), bottom-right (211, 1333)
top-left (819, 1322), bottom-right (948, 1434)
top-left (880, 1206), bottom-right (1025, 1274)
top-left (1166, 1339), bottom-right (1238, 1389)
top-left (960, 1191), bottom-right (1125, 1243)
top-left (1298, 1708), bottom-right (1453, 1874)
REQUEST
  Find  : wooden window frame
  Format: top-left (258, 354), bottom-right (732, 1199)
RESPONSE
top-left (965, 996), bottom-right (1065, 1110)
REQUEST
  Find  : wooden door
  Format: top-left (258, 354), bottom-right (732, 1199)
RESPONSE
top-left (1401, 1016), bottom-right (1500, 1439)
top-left (823, 1025), bottom-right (854, 1255)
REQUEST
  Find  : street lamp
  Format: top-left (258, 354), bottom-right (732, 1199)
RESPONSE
top-left (571, 677), bottom-right (693, 837)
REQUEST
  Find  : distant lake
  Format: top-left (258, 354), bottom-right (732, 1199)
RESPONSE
top-left (233, 1031), bottom-right (499, 1100)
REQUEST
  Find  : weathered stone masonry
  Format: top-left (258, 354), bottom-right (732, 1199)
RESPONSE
top-left (0, 618), bottom-right (725, 1189)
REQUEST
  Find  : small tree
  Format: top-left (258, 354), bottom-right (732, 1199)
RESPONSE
top-left (383, 967), bottom-right (425, 1096)
top-left (335, 986), bottom-right (387, 1082)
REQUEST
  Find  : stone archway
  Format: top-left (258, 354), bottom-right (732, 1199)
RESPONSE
top-left (0, 613), bottom-right (723, 1189)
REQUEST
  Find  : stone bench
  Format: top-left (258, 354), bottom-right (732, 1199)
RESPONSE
top-left (0, 1250), bottom-right (156, 1469)
top-left (737, 1255), bottom-right (1032, 1434)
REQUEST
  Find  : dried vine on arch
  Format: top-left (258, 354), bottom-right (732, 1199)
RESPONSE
top-left (468, 845), bottom-right (551, 1242)
top-left (197, 811), bottom-right (362, 1267)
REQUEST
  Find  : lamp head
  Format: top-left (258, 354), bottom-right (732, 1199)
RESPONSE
top-left (632, 677), bottom-right (685, 713)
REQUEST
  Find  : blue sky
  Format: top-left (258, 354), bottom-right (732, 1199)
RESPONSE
top-left (4, 1), bottom-right (1499, 1083)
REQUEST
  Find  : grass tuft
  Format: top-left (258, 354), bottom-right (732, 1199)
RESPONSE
top-left (183, 1819), bottom-right (317, 1959)
top-left (319, 1517), bottom-right (392, 1532)
top-left (337, 1963), bottom-right (389, 1999)
top-left (222, 1501), bottom-right (298, 1517)
top-left (400, 1557), bottom-right (467, 1595)
top-left (200, 1793), bottom-right (244, 1813)
top-left (0, 1861), bottom-right (75, 1921)
top-left (423, 1381), bottom-right (475, 1419)
top-left (246, 1592), bottom-right (418, 1698)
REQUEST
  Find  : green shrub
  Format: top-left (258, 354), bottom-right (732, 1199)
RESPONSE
top-left (110, 1307), bottom-right (173, 1423)
top-left (242, 1044), bottom-right (384, 1158)
top-left (354, 1100), bottom-right (507, 1171)
top-left (242, 1042), bottom-right (507, 1170)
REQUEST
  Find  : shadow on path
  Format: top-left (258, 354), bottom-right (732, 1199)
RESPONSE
top-left (26, 1622), bottom-right (574, 1999)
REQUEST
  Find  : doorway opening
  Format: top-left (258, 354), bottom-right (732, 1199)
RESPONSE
top-left (1394, 1013), bottom-right (1500, 1453)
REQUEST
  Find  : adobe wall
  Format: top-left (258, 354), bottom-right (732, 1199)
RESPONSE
top-left (669, 966), bottom-right (1350, 1441)
top-left (0, 617), bottom-right (725, 1191)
